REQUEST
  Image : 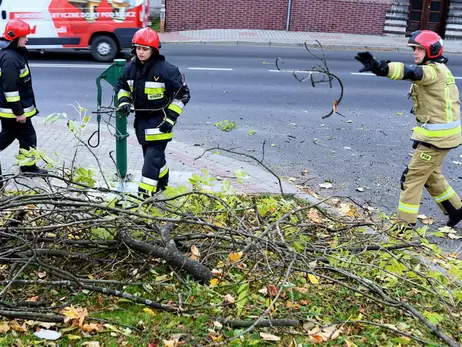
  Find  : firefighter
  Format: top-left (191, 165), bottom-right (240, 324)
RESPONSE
top-left (355, 30), bottom-right (462, 230)
top-left (116, 27), bottom-right (190, 196)
top-left (0, 19), bottom-right (47, 181)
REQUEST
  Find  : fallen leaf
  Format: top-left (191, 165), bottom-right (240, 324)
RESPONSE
top-left (0, 323), bottom-right (10, 333)
top-left (209, 334), bottom-right (223, 342)
top-left (190, 245), bottom-right (201, 261)
top-left (260, 332), bottom-right (281, 341)
top-left (81, 342), bottom-right (100, 347)
top-left (61, 305), bottom-right (88, 327)
top-left (310, 334), bottom-right (325, 343)
top-left (223, 294), bottom-right (235, 304)
top-left (209, 278), bottom-right (219, 287)
top-left (27, 296), bottom-right (39, 302)
top-left (213, 321), bottom-right (223, 329)
top-left (143, 308), bottom-right (155, 316)
top-left (228, 251), bottom-right (243, 263)
top-left (308, 274), bottom-right (320, 285)
top-left (81, 323), bottom-right (104, 333)
top-left (307, 209), bottom-right (323, 223)
top-left (267, 284), bottom-right (278, 297)
top-left (340, 203), bottom-right (357, 217)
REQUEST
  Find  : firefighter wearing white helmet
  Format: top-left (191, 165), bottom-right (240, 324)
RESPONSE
top-left (355, 30), bottom-right (462, 231)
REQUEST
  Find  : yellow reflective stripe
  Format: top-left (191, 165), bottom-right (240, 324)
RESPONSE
top-left (413, 125), bottom-right (461, 137)
top-left (5, 91), bottom-right (20, 102)
top-left (389, 63), bottom-right (403, 80)
top-left (145, 87), bottom-right (165, 94)
top-left (168, 103), bottom-right (183, 115)
top-left (445, 87), bottom-right (453, 123)
top-left (446, 71), bottom-right (455, 84)
top-left (19, 66), bottom-right (29, 78)
top-left (433, 187), bottom-right (456, 203)
top-left (0, 105), bottom-right (36, 118)
top-left (139, 181), bottom-right (156, 192)
top-left (165, 118), bottom-right (175, 125)
top-left (159, 165), bottom-right (169, 178)
top-left (145, 128), bottom-right (173, 141)
top-left (117, 89), bottom-right (131, 100)
top-left (398, 201), bottom-right (419, 214)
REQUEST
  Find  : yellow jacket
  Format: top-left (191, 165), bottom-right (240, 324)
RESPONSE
top-left (387, 61), bottom-right (461, 149)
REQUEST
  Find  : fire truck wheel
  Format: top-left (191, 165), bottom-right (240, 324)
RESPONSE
top-left (90, 35), bottom-right (119, 62)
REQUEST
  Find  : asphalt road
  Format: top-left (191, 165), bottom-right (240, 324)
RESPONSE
top-left (27, 45), bottom-right (462, 242)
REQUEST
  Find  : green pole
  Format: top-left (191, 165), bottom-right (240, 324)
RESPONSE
top-left (95, 58), bottom-right (128, 180)
top-left (112, 59), bottom-right (128, 179)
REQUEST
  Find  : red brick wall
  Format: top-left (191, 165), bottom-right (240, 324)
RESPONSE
top-left (166, 0), bottom-right (287, 31)
top-left (165, 0), bottom-right (393, 35)
top-left (289, 0), bottom-right (392, 35)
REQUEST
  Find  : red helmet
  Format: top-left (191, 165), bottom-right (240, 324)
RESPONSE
top-left (408, 30), bottom-right (443, 59)
top-left (2, 19), bottom-right (31, 41)
top-left (132, 28), bottom-right (160, 50)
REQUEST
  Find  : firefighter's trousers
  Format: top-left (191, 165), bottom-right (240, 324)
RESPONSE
top-left (138, 141), bottom-right (169, 195)
top-left (398, 143), bottom-right (462, 224)
top-left (0, 118), bottom-right (38, 174)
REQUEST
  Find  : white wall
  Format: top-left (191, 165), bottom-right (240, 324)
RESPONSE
top-left (150, 0), bottom-right (162, 17)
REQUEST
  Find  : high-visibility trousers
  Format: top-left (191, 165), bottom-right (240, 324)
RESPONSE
top-left (398, 143), bottom-right (462, 224)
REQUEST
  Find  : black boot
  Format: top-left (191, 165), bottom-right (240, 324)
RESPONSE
top-left (441, 200), bottom-right (462, 228)
top-left (20, 165), bottom-right (48, 175)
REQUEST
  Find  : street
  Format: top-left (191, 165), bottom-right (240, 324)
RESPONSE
top-left (29, 45), bottom-right (462, 238)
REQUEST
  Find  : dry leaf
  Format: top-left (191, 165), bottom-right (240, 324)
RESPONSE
top-left (267, 284), bottom-right (278, 297)
top-left (258, 287), bottom-right (268, 295)
top-left (163, 338), bottom-right (180, 347)
top-left (310, 334), bottom-right (325, 343)
top-left (339, 203), bottom-right (357, 217)
top-left (293, 287), bottom-right (308, 294)
top-left (308, 274), bottom-right (320, 285)
top-left (26, 296), bottom-right (39, 302)
top-left (61, 305), bottom-right (88, 327)
top-left (10, 320), bottom-right (27, 332)
top-left (143, 308), bottom-right (155, 316)
top-left (190, 245), bottom-right (201, 261)
top-left (209, 278), bottom-right (219, 287)
top-left (228, 251), bottom-right (243, 263)
top-left (307, 209), bottom-right (323, 223)
top-left (286, 301), bottom-right (299, 309)
top-left (0, 323), bottom-right (10, 333)
top-left (81, 323), bottom-right (104, 333)
top-left (209, 334), bottom-right (223, 342)
top-left (260, 332), bottom-right (281, 341)
top-left (223, 294), bottom-right (235, 304)
top-left (36, 271), bottom-right (47, 279)
top-left (82, 342), bottom-right (100, 347)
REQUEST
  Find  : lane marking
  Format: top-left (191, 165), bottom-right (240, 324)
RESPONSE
top-left (188, 67), bottom-right (233, 71)
top-left (269, 69), bottom-right (311, 73)
top-left (30, 63), bottom-right (110, 69)
top-left (351, 72), bottom-right (462, 79)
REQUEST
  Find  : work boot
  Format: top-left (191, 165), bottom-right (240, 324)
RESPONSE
top-left (20, 165), bottom-right (48, 175)
top-left (447, 208), bottom-right (462, 228)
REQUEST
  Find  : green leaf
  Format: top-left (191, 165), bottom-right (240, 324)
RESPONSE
top-left (248, 130), bottom-right (256, 135)
top-left (423, 310), bottom-right (444, 324)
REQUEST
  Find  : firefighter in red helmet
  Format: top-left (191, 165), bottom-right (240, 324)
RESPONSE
top-left (0, 19), bottom-right (47, 185)
top-left (116, 27), bottom-right (190, 196)
top-left (355, 30), bottom-right (462, 231)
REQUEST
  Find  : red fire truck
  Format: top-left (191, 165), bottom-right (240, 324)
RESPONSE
top-left (0, 0), bottom-right (150, 61)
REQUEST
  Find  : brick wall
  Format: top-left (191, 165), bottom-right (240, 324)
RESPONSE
top-left (165, 0), bottom-right (393, 35)
top-left (166, 0), bottom-right (287, 31)
top-left (289, 0), bottom-right (392, 35)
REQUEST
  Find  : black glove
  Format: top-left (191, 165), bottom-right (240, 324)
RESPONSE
top-left (118, 103), bottom-right (132, 116)
top-left (355, 52), bottom-right (389, 77)
top-left (158, 114), bottom-right (177, 133)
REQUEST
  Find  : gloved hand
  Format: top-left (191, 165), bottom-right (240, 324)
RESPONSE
top-left (118, 103), bottom-right (132, 116)
top-left (158, 115), bottom-right (177, 133)
top-left (355, 52), bottom-right (389, 76)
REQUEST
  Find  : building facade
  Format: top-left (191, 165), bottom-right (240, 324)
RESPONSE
top-left (165, 0), bottom-right (462, 39)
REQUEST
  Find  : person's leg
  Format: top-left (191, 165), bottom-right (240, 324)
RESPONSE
top-left (138, 141), bottom-right (169, 197)
top-left (0, 119), bottom-right (18, 186)
top-left (17, 118), bottom-right (47, 174)
top-left (397, 144), bottom-right (436, 226)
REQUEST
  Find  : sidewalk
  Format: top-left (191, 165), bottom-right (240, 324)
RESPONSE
top-left (1, 118), bottom-right (322, 204)
top-left (159, 29), bottom-right (462, 53)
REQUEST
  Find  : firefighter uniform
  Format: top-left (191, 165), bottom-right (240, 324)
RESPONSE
top-left (0, 19), bottom-right (45, 176)
top-left (356, 30), bottom-right (462, 228)
top-left (116, 28), bottom-right (190, 196)
top-left (387, 61), bottom-right (462, 225)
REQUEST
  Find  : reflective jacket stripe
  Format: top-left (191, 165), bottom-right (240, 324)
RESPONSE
top-left (168, 100), bottom-right (184, 115)
top-left (127, 80), bottom-right (134, 92)
top-left (413, 125), bottom-right (461, 138)
top-left (0, 105), bottom-right (36, 118)
top-left (4, 91), bottom-right (20, 102)
top-left (117, 89), bottom-right (131, 100)
top-left (139, 165), bottom-right (169, 192)
top-left (145, 128), bottom-right (173, 141)
top-left (445, 87), bottom-right (453, 123)
top-left (19, 66), bottom-right (29, 78)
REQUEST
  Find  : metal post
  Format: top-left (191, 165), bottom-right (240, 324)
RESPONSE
top-left (112, 59), bottom-right (128, 179)
top-left (94, 58), bottom-right (128, 180)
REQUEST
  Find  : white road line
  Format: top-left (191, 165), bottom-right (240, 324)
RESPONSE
top-left (269, 69), bottom-right (311, 73)
top-left (188, 67), bottom-right (233, 71)
top-left (351, 72), bottom-right (462, 79)
top-left (30, 63), bottom-right (110, 69)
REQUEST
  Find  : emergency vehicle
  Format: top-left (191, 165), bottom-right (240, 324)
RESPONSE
top-left (0, 0), bottom-right (150, 61)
